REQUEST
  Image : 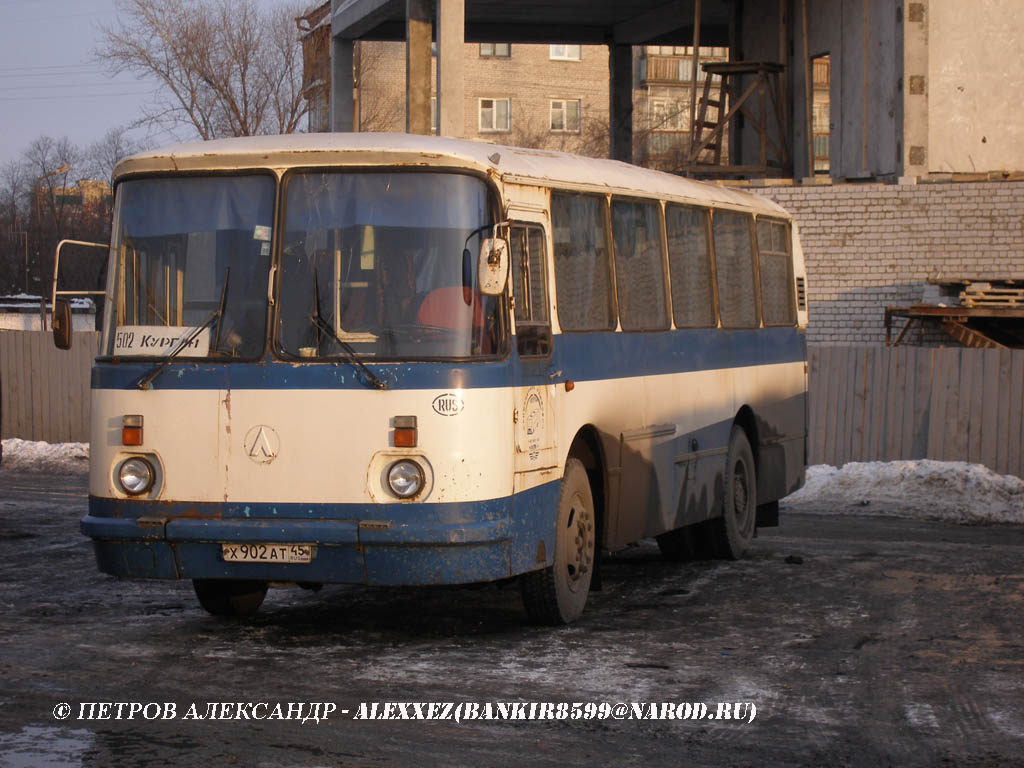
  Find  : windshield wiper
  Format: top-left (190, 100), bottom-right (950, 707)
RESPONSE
top-left (134, 268), bottom-right (230, 390)
top-left (308, 271), bottom-right (387, 391)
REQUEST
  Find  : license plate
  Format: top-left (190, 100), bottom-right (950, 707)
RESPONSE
top-left (221, 543), bottom-right (314, 564)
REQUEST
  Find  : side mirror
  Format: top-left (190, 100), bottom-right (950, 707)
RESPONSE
top-left (478, 237), bottom-right (509, 296)
top-left (52, 298), bottom-right (73, 350)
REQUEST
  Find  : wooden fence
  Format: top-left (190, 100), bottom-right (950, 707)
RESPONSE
top-left (2, 333), bottom-right (1023, 478)
top-left (0, 330), bottom-right (99, 443)
top-left (808, 345), bottom-right (1024, 476)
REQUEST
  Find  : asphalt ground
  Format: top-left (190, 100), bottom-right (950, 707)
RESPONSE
top-left (1, 469), bottom-right (1022, 767)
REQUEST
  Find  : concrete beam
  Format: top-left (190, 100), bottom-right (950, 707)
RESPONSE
top-left (436, 0), bottom-right (465, 137)
top-left (609, 43), bottom-right (634, 164)
top-left (333, 0), bottom-right (399, 39)
top-left (406, 0), bottom-right (433, 135)
top-left (612, 1), bottom-right (687, 43)
top-left (330, 37), bottom-right (355, 132)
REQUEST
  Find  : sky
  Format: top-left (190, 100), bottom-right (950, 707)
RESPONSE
top-left (0, 0), bottom-right (295, 170)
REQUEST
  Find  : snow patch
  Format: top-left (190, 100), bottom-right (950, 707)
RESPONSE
top-left (1, 439), bottom-right (89, 474)
top-left (785, 461), bottom-right (1024, 525)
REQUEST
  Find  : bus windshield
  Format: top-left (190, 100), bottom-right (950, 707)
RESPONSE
top-left (105, 175), bottom-right (276, 359)
top-left (277, 171), bottom-right (504, 360)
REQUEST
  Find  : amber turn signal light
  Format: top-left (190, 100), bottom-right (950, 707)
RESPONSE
top-left (122, 414), bottom-right (143, 446)
top-left (393, 415), bottom-right (417, 448)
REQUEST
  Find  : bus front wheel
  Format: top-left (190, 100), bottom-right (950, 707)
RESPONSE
top-left (710, 426), bottom-right (757, 559)
top-left (520, 458), bottom-right (596, 625)
top-left (193, 579), bottom-right (268, 617)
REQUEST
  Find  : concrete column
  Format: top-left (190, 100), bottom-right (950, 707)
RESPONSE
top-left (609, 43), bottom-right (634, 164)
top-left (330, 37), bottom-right (355, 132)
top-left (406, 0), bottom-right (433, 135)
top-left (435, 0), bottom-right (465, 137)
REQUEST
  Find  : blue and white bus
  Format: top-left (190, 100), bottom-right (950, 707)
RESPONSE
top-left (56, 134), bottom-right (807, 624)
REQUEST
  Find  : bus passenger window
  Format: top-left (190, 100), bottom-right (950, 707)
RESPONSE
top-left (756, 219), bottom-right (796, 326)
top-left (666, 205), bottom-right (716, 328)
top-left (510, 225), bottom-right (552, 357)
top-left (611, 199), bottom-right (668, 331)
top-left (551, 192), bottom-right (615, 331)
top-left (713, 210), bottom-right (759, 328)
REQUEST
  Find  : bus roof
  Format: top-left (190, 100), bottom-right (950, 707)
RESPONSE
top-left (113, 132), bottom-right (787, 216)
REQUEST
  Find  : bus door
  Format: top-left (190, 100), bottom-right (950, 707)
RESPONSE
top-left (509, 220), bottom-right (557, 477)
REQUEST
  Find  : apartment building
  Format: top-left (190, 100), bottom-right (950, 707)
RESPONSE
top-left (298, 3), bottom-right (724, 167)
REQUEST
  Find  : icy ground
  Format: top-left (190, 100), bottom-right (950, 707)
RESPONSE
top-left (2, 439), bottom-right (1023, 525)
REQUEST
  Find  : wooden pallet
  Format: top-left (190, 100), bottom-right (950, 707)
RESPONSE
top-left (960, 282), bottom-right (1024, 308)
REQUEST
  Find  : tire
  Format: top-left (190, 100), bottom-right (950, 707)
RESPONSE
top-left (709, 426), bottom-right (757, 559)
top-left (193, 579), bottom-right (268, 617)
top-left (520, 458), bottom-right (596, 625)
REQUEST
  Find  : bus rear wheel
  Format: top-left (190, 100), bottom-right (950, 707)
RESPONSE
top-left (710, 426), bottom-right (757, 559)
top-left (520, 458), bottom-right (595, 625)
top-left (193, 579), bottom-right (268, 617)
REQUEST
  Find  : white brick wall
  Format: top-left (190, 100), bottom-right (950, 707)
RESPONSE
top-left (753, 181), bottom-right (1024, 345)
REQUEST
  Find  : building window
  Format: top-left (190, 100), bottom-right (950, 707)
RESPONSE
top-left (479, 98), bottom-right (510, 132)
top-left (550, 99), bottom-right (581, 133)
top-left (650, 98), bottom-right (687, 131)
top-left (480, 43), bottom-right (510, 58)
top-left (549, 44), bottom-right (581, 61)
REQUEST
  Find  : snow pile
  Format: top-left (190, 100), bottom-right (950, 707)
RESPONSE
top-left (0, 439), bottom-right (89, 474)
top-left (784, 460), bottom-right (1024, 524)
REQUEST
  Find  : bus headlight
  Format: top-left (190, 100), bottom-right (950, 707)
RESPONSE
top-left (118, 457), bottom-right (155, 496)
top-left (387, 459), bottom-right (425, 499)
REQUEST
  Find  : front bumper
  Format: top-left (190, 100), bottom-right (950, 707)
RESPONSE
top-left (82, 484), bottom-right (558, 585)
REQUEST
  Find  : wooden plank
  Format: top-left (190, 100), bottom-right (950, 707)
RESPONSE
top-left (868, 346), bottom-right (885, 460)
top-left (49, 338), bottom-right (68, 443)
top-left (980, 348), bottom-right (1001, 471)
top-left (25, 331), bottom-right (40, 441)
top-left (0, 333), bottom-right (12, 438)
top-left (885, 346), bottom-right (903, 459)
top-left (862, 347), bottom-right (876, 460)
top-left (33, 334), bottom-right (50, 442)
top-left (822, 345), bottom-right (840, 465)
top-left (73, 333), bottom-right (98, 442)
top-left (807, 346), bottom-right (824, 465)
top-left (73, 335), bottom-right (90, 442)
top-left (926, 346), bottom-right (947, 459)
top-left (1008, 351), bottom-right (1024, 477)
top-left (844, 347), bottom-right (859, 465)
top-left (899, 347), bottom-right (916, 458)
top-left (952, 349), bottom-right (972, 463)
top-left (968, 348), bottom-right (986, 464)
top-left (15, 332), bottom-right (31, 439)
top-left (850, 347), bottom-right (867, 462)
top-left (910, 347), bottom-right (933, 459)
top-left (880, 350), bottom-right (897, 462)
top-left (833, 346), bottom-right (850, 466)
top-left (941, 349), bottom-right (961, 462)
top-left (995, 347), bottom-right (1013, 474)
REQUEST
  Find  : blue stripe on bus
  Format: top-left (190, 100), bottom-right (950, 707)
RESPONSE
top-left (90, 326), bottom-right (806, 391)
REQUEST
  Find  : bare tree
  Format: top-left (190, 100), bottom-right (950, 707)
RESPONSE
top-left (0, 160), bottom-right (30, 295)
top-left (86, 127), bottom-right (150, 183)
top-left (98, 0), bottom-right (308, 140)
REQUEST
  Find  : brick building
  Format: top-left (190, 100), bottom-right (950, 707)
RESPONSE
top-left (298, 3), bottom-right (725, 165)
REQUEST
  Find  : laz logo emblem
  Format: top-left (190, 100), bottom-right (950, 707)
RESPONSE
top-left (431, 393), bottom-right (464, 416)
